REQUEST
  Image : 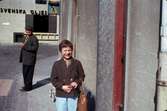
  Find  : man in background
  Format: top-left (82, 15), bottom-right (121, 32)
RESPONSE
top-left (19, 26), bottom-right (39, 91)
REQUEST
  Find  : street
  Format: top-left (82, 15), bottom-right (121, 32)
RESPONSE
top-left (0, 43), bottom-right (58, 111)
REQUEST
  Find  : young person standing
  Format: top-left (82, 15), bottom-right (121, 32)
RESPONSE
top-left (51, 39), bottom-right (85, 111)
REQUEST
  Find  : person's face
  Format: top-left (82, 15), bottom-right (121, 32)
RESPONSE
top-left (61, 47), bottom-right (73, 60)
top-left (25, 30), bottom-right (32, 36)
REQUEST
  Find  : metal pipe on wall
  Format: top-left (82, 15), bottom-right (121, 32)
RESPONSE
top-left (67, 0), bottom-right (72, 41)
top-left (157, 0), bottom-right (167, 110)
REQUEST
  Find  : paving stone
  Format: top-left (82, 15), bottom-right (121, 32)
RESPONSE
top-left (0, 79), bottom-right (13, 96)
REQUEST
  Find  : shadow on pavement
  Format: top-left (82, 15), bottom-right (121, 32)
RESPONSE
top-left (32, 77), bottom-right (50, 90)
top-left (87, 91), bottom-right (95, 111)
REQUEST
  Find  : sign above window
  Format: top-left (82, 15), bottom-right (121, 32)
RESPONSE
top-left (49, 0), bottom-right (60, 3)
top-left (48, 0), bottom-right (60, 15)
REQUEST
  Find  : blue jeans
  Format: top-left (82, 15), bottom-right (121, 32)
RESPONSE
top-left (56, 97), bottom-right (78, 111)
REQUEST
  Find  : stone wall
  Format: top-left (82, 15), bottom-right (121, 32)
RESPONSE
top-left (96, 0), bottom-right (116, 111)
top-left (124, 0), bottom-right (160, 111)
top-left (76, 0), bottom-right (98, 96)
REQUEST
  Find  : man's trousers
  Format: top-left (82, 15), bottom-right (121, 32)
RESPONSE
top-left (22, 64), bottom-right (35, 90)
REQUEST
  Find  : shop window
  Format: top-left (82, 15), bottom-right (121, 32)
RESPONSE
top-left (35, 0), bottom-right (47, 4)
top-left (13, 32), bottom-right (24, 43)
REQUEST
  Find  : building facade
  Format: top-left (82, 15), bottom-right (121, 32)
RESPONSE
top-left (0, 0), bottom-right (59, 44)
top-left (60, 0), bottom-right (160, 111)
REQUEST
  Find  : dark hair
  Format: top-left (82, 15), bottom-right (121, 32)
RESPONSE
top-left (59, 39), bottom-right (73, 52)
top-left (25, 26), bottom-right (33, 31)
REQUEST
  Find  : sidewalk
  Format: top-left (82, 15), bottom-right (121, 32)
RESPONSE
top-left (15, 56), bottom-right (58, 111)
top-left (0, 44), bottom-right (58, 111)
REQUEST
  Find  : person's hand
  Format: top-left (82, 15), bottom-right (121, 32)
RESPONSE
top-left (20, 43), bottom-right (25, 48)
top-left (62, 85), bottom-right (73, 93)
top-left (70, 82), bottom-right (78, 89)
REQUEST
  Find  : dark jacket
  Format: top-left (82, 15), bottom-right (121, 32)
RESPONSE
top-left (50, 58), bottom-right (85, 97)
top-left (19, 35), bottom-right (39, 65)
